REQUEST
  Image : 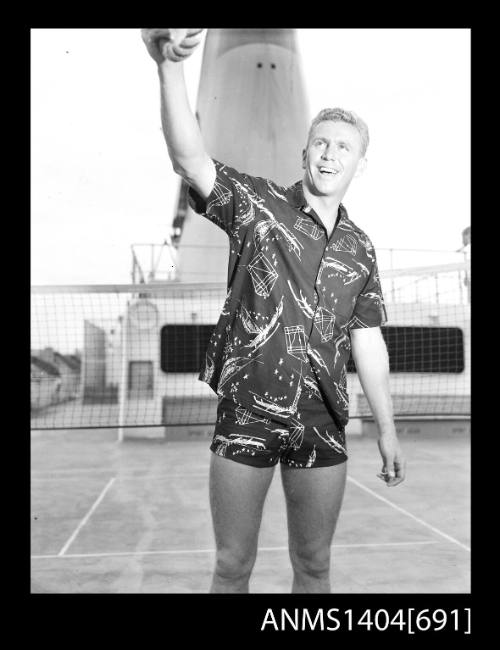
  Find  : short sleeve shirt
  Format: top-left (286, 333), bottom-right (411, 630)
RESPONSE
top-left (188, 160), bottom-right (387, 429)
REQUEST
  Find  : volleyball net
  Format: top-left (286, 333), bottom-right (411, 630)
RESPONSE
top-left (31, 260), bottom-right (470, 431)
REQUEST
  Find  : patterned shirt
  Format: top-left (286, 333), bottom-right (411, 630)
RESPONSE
top-left (188, 160), bottom-right (387, 429)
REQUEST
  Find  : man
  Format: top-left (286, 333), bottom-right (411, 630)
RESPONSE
top-left (141, 28), bottom-right (406, 593)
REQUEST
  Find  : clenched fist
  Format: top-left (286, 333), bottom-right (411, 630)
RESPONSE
top-left (141, 28), bottom-right (205, 64)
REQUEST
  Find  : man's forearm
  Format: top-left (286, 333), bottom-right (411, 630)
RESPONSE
top-left (358, 365), bottom-right (395, 435)
top-left (157, 60), bottom-right (208, 176)
top-left (351, 335), bottom-right (396, 436)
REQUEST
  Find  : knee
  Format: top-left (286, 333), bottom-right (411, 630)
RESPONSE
top-left (290, 545), bottom-right (331, 578)
top-left (214, 548), bottom-right (256, 581)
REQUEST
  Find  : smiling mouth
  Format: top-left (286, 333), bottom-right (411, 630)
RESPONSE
top-left (319, 166), bottom-right (339, 176)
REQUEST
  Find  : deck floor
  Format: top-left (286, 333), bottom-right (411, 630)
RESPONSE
top-left (31, 427), bottom-right (470, 593)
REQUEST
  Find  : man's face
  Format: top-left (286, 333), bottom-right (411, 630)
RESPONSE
top-left (302, 120), bottom-right (366, 199)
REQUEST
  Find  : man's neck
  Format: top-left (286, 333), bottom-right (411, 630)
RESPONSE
top-left (301, 182), bottom-right (342, 236)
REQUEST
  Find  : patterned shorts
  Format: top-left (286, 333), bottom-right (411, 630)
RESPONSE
top-left (211, 393), bottom-right (348, 469)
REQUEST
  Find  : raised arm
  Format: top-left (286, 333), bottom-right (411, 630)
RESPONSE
top-left (141, 28), bottom-right (216, 200)
top-left (350, 326), bottom-right (406, 487)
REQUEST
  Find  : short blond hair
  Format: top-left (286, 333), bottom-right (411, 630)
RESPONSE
top-left (307, 108), bottom-right (369, 156)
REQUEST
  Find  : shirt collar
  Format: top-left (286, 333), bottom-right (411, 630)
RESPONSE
top-left (286, 180), bottom-right (349, 223)
top-left (287, 180), bottom-right (308, 209)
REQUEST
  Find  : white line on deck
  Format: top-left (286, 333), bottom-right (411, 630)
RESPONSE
top-left (346, 475), bottom-right (470, 552)
top-left (31, 473), bottom-right (208, 482)
top-left (32, 540), bottom-right (439, 560)
top-left (57, 477), bottom-right (116, 557)
top-left (31, 468), bottom-right (208, 478)
top-left (31, 466), bottom-right (168, 475)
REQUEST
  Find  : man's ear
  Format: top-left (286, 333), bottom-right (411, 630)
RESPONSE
top-left (301, 148), bottom-right (306, 169)
top-left (354, 157), bottom-right (367, 178)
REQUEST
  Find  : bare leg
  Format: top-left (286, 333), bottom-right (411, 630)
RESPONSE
top-left (209, 453), bottom-right (275, 593)
top-left (281, 461), bottom-right (347, 593)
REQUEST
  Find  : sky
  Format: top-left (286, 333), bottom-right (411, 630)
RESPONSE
top-left (31, 28), bottom-right (470, 285)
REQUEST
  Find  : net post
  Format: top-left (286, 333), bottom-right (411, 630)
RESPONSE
top-left (117, 302), bottom-right (129, 442)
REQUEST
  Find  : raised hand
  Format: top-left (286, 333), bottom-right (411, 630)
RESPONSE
top-left (141, 28), bottom-right (205, 64)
